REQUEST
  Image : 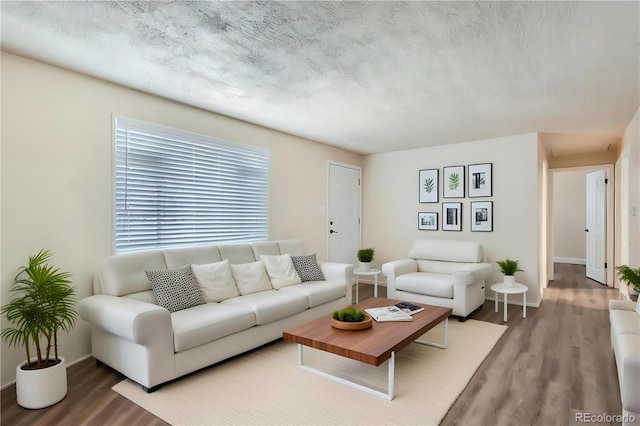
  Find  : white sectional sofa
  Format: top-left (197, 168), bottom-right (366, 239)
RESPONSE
top-left (79, 239), bottom-right (353, 392)
top-left (382, 239), bottom-right (492, 321)
top-left (609, 298), bottom-right (640, 425)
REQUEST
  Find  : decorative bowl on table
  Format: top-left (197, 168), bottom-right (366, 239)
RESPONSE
top-left (330, 307), bottom-right (373, 330)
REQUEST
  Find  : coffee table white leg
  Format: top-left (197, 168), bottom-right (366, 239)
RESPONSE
top-left (415, 317), bottom-right (448, 349)
top-left (355, 276), bottom-right (359, 303)
top-left (503, 293), bottom-right (508, 323)
top-left (523, 291), bottom-right (527, 318)
top-left (495, 291), bottom-right (498, 313)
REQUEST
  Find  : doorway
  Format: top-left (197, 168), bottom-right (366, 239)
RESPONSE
top-left (551, 165), bottom-right (614, 287)
top-left (327, 162), bottom-right (361, 265)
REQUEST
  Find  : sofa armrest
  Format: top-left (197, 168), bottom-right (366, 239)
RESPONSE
top-left (79, 294), bottom-right (172, 346)
top-left (318, 262), bottom-right (354, 286)
top-left (382, 259), bottom-right (418, 292)
top-left (453, 263), bottom-right (493, 287)
top-left (622, 355), bottom-right (640, 413)
top-left (609, 299), bottom-right (637, 312)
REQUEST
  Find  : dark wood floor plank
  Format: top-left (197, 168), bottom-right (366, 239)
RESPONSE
top-left (1, 265), bottom-right (622, 425)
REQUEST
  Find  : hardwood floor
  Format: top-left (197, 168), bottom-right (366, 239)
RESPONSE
top-left (1, 264), bottom-right (622, 425)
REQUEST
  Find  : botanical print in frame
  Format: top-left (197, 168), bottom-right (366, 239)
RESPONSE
top-left (419, 169), bottom-right (439, 203)
top-left (442, 202), bottom-right (462, 231)
top-left (471, 201), bottom-right (493, 232)
top-left (443, 165), bottom-right (465, 198)
top-left (418, 212), bottom-right (438, 231)
top-left (468, 163), bottom-right (492, 197)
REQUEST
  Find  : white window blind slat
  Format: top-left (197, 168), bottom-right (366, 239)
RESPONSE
top-left (114, 117), bottom-right (269, 253)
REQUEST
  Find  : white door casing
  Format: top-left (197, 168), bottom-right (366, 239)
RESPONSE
top-left (586, 169), bottom-right (606, 284)
top-left (328, 162), bottom-right (361, 265)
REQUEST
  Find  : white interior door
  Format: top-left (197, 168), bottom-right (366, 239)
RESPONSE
top-left (328, 162), bottom-right (361, 265)
top-left (586, 169), bottom-right (606, 284)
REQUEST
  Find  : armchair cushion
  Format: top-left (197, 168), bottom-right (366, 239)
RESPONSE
top-left (396, 272), bottom-right (453, 298)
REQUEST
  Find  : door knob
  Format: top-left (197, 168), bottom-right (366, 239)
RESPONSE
top-left (330, 230), bottom-right (338, 234)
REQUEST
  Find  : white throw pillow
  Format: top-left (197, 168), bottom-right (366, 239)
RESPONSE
top-left (191, 259), bottom-right (239, 302)
top-left (230, 261), bottom-right (273, 295)
top-left (260, 254), bottom-right (302, 289)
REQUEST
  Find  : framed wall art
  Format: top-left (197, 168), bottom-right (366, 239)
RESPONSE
top-left (468, 163), bottom-right (492, 197)
top-left (418, 212), bottom-right (438, 231)
top-left (442, 202), bottom-right (462, 231)
top-left (471, 201), bottom-right (493, 232)
top-left (443, 165), bottom-right (465, 198)
top-left (419, 169), bottom-right (439, 203)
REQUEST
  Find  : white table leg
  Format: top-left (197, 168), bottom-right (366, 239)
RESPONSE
top-left (523, 291), bottom-right (527, 318)
top-left (494, 292), bottom-right (498, 312)
top-left (374, 273), bottom-right (378, 298)
top-left (503, 293), bottom-right (508, 322)
top-left (355, 275), bottom-right (359, 303)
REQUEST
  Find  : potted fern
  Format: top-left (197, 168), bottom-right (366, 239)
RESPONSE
top-left (615, 265), bottom-right (640, 296)
top-left (1, 250), bottom-right (77, 409)
top-left (496, 258), bottom-right (523, 288)
top-left (357, 247), bottom-right (375, 272)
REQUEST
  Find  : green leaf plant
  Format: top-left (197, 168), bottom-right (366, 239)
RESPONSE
top-left (449, 173), bottom-right (460, 190)
top-left (615, 265), bottom-right (640, 292)
top-left (496, 258), bottom-right (524, 276)
top-left (1, 250), bottom-right (77, 369)
top-left (424, 178), bottom-right (434, 193)
top-left (357, 247), bottom-right (375, 262)
top-left (332, 307), bottom-right (366, 322)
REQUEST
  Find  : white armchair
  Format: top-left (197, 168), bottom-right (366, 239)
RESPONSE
top-left (382, 239), bottom-right (492, 321)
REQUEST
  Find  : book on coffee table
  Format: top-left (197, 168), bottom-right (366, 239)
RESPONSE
top-left (394, 301), bottom-right (424, 315)
top-left (365, 306), bottom-right (413, 322)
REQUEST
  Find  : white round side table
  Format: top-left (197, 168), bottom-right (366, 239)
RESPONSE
top-left (490, 282), bottom-right (528, 323)
top-left (352, 269), bottom-right (381, 303)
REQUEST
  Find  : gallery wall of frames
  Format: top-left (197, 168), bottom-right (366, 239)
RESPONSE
top-left (418, 163), bottom-right (493, 232)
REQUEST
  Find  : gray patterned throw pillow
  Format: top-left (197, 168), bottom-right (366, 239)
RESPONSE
top-left (146, 265), bottom-right (206, 312)
top-left (291, 253), bottom-right (325, 282)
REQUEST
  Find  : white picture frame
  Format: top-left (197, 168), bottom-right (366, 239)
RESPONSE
top-left (419, 169), bottom-right (439, 203)
top-left (443, 165), bottom-right (465, 198)
top-left (468, 163), bottom-right (492, 198)
top-left (442, 202), bottom-right (462, 231)
top-left (418, 212), bottom-right (438, 231)
top-left (471, 201), bottom-right (493, 232)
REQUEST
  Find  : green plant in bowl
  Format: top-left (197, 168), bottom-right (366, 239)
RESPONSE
top-left (332, 307), bottom-right (366, 322)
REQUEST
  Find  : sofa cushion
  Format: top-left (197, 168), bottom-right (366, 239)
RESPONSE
top-left (163, 245), bottom-right (222, 269)
top-left (277, 239), bottom-right (306, 256)
top-left (171, 303), bottom-right (256, 352)
top-left (279, 280), bottom-right (345, 307)
top-left (222, 290), bottom-right (308, 325)
top-left (102, 249), bottom-right (166, 296)
top-left (395, 272), bottom-right (454, 298)
top-left (146, 265), bottom-right (206, 312)
top-left (260, 254), bottom-right (302, 289)
top-left (230, 261), bottom-right (273, 295)
top-left (219, 244), bottom-right (256, 265)
top-left (409, 239), bottom-right (482, 263)
top-left (610, 308), bottom-right (640, 336)
top-left (251, 241), bottom-right (281, 258)
top-left (291, 253), bottom-right (325, 282)
top-left (191, 259), bottom-right (240, 302)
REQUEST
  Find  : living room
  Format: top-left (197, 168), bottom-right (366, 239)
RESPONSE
top-left (2, 2), bottom-right (639, 425)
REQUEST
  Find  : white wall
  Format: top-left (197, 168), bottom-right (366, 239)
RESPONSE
top-left (615, 107), bottom-right (640, 296)
top-left (362, 133), bottom-right (542, 305)
top-left (553, 169), bottom-right (588, 263)
top-left (0, 53), bottom-right (362, 387)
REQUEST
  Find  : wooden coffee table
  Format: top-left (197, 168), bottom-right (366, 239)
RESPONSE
top-left (282, 297), bottom-right (452, 400)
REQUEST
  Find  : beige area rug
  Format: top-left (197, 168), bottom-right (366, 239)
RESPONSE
top-left (113, 319), bottom-right (507, 425)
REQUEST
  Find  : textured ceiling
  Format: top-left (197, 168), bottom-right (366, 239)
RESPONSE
top-left (2, 1), bottom-right (639, 155)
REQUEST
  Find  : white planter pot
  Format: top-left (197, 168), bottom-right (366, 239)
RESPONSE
top-left (504, 275), bottom-right (516, 288)
top-left (358, 262), bottom-right (372, 272)
top-left (16, 357), bottom-right (67, 409)
top-left (629, 285), bottom-right (639, 296)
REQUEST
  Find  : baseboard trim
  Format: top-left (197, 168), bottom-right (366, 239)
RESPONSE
top-left (553, 257), bottom-right (586, 265)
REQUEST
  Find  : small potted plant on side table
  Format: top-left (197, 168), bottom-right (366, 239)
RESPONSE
top-left (615, 265), bottom-right (640, 297)
top-left (496, 258), bottom-right (523, 288)
top-left (1, 250), bottom-right (77, 409)
top-left (357, 247), bottom-right (375, 272)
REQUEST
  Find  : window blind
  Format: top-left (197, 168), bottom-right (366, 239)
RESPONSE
top-left (114, 116), bottom-right (269, 253)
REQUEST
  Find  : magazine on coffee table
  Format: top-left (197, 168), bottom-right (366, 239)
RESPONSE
top-left (394, 301), bottom-right (424, 315)
top-left (365, 306), bottom-right (413, 322)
